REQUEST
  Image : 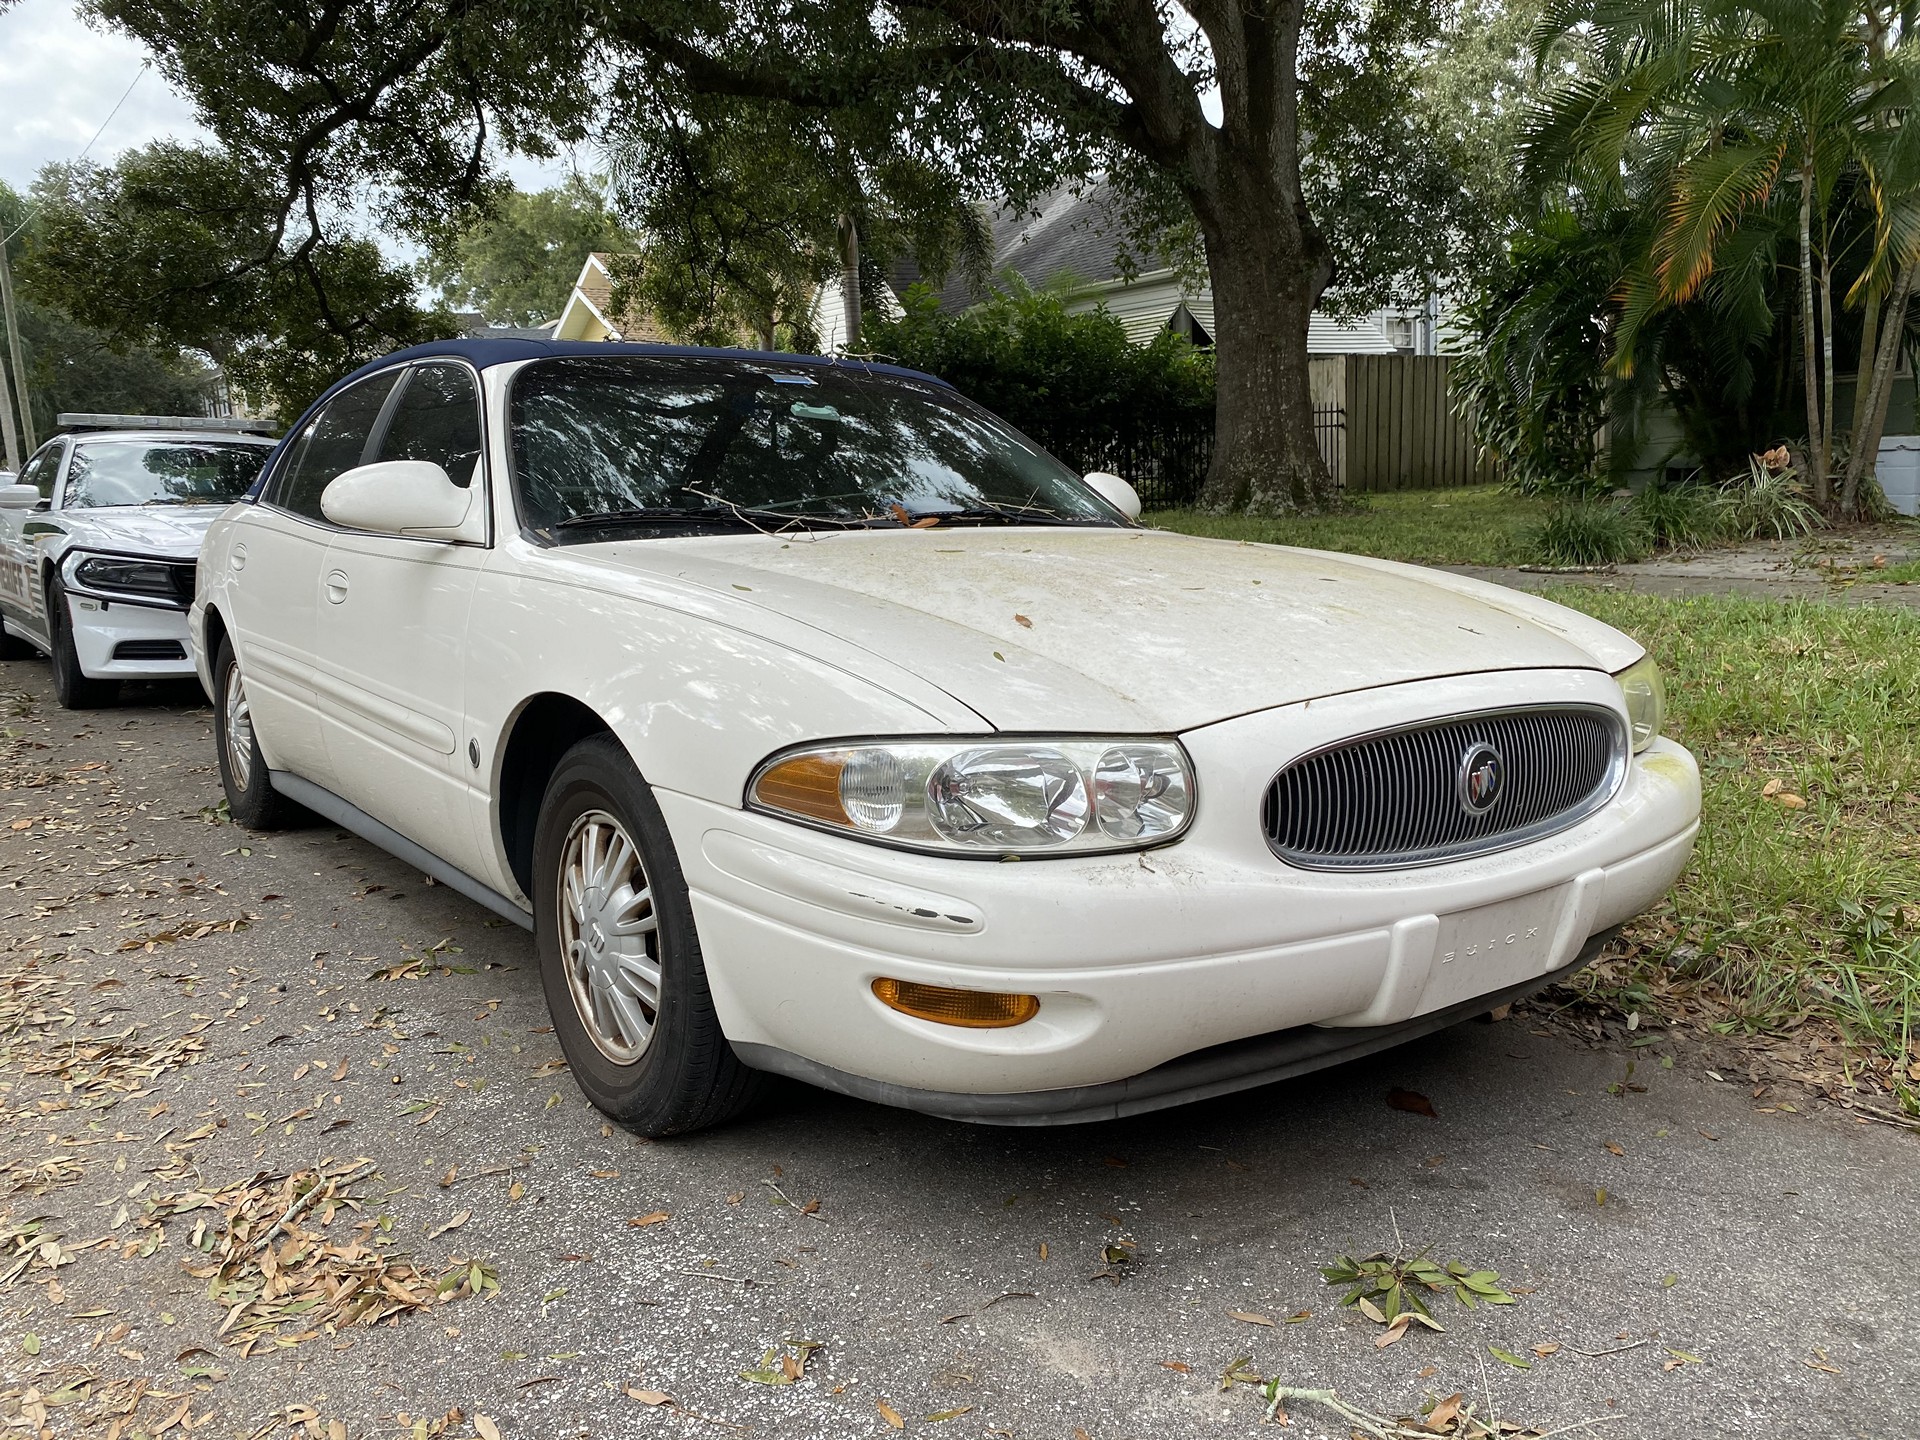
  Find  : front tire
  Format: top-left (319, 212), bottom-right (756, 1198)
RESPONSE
top-left (46, 577), bottom-right (116, 709)
top-left (211, 636), bottom-right (303, 829)
top-left (533, 734), bottom-right (761, 1137)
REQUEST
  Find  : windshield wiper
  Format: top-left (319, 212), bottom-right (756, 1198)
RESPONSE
top-left (902, 506), bottom-right (1089, 527)
top-left (548, 506), bottom-right (762, 532)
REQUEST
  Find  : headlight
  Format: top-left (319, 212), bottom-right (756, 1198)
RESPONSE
top-left (69, 555), bottom-right (182, 602)
top-left (1613, 654), bottom-right (1666, 752)
top-left (748, 738), bottom-right (1196, 855)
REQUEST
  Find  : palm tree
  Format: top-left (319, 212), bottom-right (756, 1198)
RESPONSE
top-left (1523, 0), bottom-right (1920, 514)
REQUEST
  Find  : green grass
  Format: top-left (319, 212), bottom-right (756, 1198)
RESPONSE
top-left (1547, 589), bottom-right (1920, 1094)
top-left (1147, 485), bottom-right (1549, 567)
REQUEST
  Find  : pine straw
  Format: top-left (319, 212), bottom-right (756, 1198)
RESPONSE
top-left (145, 1160), bottom-right (496, 1353)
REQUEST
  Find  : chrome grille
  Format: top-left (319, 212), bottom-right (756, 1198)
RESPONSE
top-left (1262, 705), bottom-right (1626, 869)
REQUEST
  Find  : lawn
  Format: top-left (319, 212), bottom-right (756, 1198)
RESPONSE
top-left (1148, 485), bottom-right (1550, 567)
top-left (1546, 591), bottom-right (1920, 1103)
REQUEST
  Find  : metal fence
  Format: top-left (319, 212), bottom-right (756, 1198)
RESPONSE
top-left (1031, 404), bottom-right (1351, 508)
top-left (1029, 415), bottom-right (1216, 509)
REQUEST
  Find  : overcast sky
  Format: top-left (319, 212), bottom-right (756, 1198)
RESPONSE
top-left (0, 0), bottom-right (576, 202)
top-left (0, 0), bottom-right (206, 193)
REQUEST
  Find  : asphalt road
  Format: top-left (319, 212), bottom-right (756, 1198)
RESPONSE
top-left (0, 657), bottom-right (1912, 1440)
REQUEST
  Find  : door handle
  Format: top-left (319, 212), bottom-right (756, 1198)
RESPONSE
top-left (324, 569), bottom-right (349, 604)
top-left (231, 543), bottom-right (247, 571)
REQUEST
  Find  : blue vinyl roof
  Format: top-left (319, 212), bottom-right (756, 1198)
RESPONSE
top-left (330, 337), bottom-right (947, 392)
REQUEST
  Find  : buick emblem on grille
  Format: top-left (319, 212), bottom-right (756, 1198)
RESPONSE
top-left (1458, 742), bottom-right (1504, 814)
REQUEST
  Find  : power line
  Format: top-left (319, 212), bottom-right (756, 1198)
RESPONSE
top-left (1, 59), bottom-right (151, 247)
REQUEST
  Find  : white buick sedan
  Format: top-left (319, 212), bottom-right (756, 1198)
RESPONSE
top-left (193, 340), bottom-right (1700, 1135)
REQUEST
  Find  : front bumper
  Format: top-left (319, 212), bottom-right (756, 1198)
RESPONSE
top-left (63, 594), bottom-right (195, 680)
top-left (733, 931), bottom-right (1618, 1125)
top-left (665, 669), bottom-right (1701, 1105)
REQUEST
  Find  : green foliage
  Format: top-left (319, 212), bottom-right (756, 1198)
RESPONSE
top-left (1532, 499), bottom-right (1650, 566)
top-left (1320, 1251), bottom-right (1515, 1323)
top-left (1632, 478), bottom-right (1731, 551)
top-left (24, 144), bottom-right (455, 421)
top-left (1451, 207), bottom-right (1622, 493)
top-left (1718, 458), bottom-right (1824, 541)
top-left (0, 180), bottom-right (221, 433)
top-left (865, 278), bottom-right (1213, 442)
top-left (1519, 0), bottom-right (1920, 511)
top-left (425, 177), bottom-right (632, 327)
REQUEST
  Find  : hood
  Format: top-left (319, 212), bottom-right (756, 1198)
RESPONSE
top-left (571, 527), bottom-right (1639, 732)
top-left (57, 504), bottom-right (225, 559)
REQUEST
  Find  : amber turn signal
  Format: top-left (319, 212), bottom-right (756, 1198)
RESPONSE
top-left (751, 751), bottom-right (850, 825)
top-left (871, 978), bottom-right (1040, 1028)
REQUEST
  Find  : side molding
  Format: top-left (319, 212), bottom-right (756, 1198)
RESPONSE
top-left (268, 770), bottom-right (534, 930)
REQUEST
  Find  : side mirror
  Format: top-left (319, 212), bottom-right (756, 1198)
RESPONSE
top-left (320, 461), bottom-right (478, 541)
top-left (0, 484), bottom-right (42, 510)
top-left (1083, 471), bottom-right (1142, 521)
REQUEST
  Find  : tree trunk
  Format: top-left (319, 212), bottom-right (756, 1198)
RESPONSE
top-left (1195, 190), bottom-right (1335, 514)
top-left (1798, 168), bottom-right (1826, 505)
top-left (1841, 259), bottom-right (1916, 514)
top-left (1819, 248), bottom-right (1836, 489)
top-left (1850, 283), bottom-right (1880, 440)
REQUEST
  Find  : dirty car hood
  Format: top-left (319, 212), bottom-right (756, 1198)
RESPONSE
top-left (574, 527), bottom-right (1638, 732)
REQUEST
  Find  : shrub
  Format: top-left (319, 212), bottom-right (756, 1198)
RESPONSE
top-left (1533, 500), bottom-right (1650, 566)
top-left (1633, 478), bottom-right (1731, 550)
top-left (864, 276), bottom-right (1214, 442)
top-left (1719, 458), bottom-right (1821, 540)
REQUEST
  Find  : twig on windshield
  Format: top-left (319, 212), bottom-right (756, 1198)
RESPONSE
top-left (679, 486), bottom-right (826, 542)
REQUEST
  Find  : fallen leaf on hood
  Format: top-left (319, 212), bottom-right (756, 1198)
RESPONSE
top-left (1013, 614), bottom-right (1033, 629)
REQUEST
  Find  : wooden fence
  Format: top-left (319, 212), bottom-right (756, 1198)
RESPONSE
top-left (1310, 354), bottom-right (1494, 492)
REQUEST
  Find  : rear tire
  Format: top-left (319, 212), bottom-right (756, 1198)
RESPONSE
top-left (46, 577), bottom-right (117, 709)
top-left (533, 733), bottom-right (761, 1137)
top-left (211, 636), bottom-right (304, 829)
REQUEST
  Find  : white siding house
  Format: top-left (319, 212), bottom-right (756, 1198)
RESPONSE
top-left (812, 182), bottom-right (1439, 357)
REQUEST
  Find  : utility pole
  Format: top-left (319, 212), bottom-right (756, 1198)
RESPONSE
top-left (0, 240), bottom-right (34, 455)
top-left (0, 307), bottom-right (19, 473)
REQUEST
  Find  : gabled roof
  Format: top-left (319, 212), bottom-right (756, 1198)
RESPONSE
top-left (935, 182), bottom-right (1140, 309)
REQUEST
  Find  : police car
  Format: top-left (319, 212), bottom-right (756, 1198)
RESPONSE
top-left (0, 415), bottom-right (276, 707)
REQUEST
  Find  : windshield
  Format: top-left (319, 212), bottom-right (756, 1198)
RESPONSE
top-left (64, 441), bottom-right (270, 508)
top-left (509, 356), bottom-right (1123, 538)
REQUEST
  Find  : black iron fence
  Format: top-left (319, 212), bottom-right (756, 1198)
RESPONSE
top-left (1030, 414), bottom-right (1215, 509)
top-left (1028, 403), bottom-right (1351, 508)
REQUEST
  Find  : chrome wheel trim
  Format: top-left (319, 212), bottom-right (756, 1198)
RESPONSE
top-left (223, 662), bottom-right (255, 792)
top-left (557, 808), bottom-right (661, 1064)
